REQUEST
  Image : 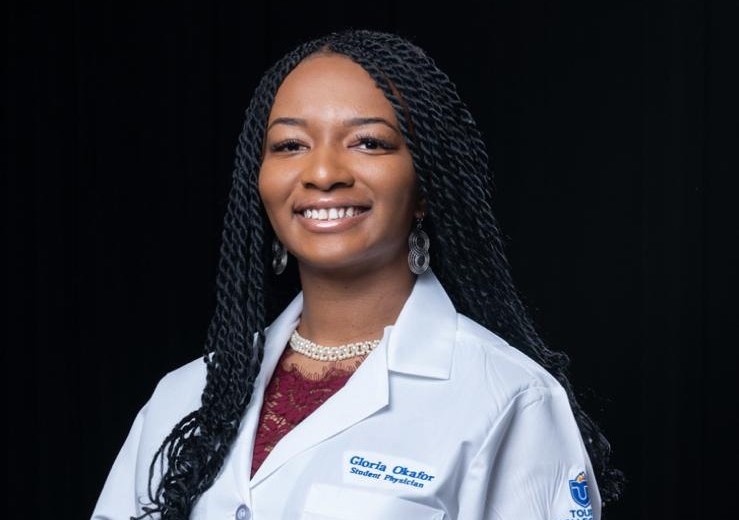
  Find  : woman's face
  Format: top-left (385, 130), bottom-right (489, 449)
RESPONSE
top-left (259, 54), bottom-right (420, 276)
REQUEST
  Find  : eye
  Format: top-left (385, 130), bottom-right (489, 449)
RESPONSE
top-left (354, 135), bottom-right (398, 152)
top-left (269, 139), bottom-right (307, 153)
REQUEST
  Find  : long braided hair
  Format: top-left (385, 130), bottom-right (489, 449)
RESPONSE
top-left (140, 29), bottom-right (622, 518)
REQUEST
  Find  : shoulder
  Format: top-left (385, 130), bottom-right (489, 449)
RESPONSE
top-left (153, 355), bottom-right (208, 394)
top-left (452, 313), bottom-right (565, 406)
top-left (136, 356), bottom-right (207, 445)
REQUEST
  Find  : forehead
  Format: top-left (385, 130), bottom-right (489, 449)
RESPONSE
top-left (269, 54), bottom-right (396, 121)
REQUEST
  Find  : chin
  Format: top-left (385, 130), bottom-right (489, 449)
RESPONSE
top-left (297, 250), bottom-right (408, 279)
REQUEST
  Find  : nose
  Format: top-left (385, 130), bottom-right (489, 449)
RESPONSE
top-left (300, 145), bottom-right (354, 191)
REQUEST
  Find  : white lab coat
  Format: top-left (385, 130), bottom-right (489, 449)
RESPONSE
top-left (92, 271), bottom-right (601, 520)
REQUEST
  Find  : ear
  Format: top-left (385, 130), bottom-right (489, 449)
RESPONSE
top-left (414, 197), bottom-right (427, 220)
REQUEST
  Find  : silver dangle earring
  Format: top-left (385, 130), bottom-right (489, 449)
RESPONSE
top-left (408, 217), bottom-right (430, 275)
top-left (272, 238), bottom-right (287, 275)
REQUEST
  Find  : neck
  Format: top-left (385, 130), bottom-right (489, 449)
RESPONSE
top-left (296, 261), bottom-right (415, 346)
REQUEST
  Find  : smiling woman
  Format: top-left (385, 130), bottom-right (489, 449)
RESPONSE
top-left (91, 30), bottom-right (622, 520)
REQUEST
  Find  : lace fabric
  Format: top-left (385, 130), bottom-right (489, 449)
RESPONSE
top-left (250, 348), bottom-right (364, 477)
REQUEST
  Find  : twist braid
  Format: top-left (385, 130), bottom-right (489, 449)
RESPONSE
top-left (141, 29), bottom-right (621, 518)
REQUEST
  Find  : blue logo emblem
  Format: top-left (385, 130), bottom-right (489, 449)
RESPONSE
top-left (569, 471), bottom-right (591, 507)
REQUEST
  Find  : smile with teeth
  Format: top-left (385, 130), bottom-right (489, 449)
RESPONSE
top-left (301, 207), bottom-right (367, 221)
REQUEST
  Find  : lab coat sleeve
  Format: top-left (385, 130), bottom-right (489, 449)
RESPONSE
top-left (456, 385), bottom-right (601, 520)
top-left (91, 400), bottom-right (149, 520)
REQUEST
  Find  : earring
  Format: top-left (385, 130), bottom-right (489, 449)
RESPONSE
top-left (272, 238), bottom-right (287, 275)
top-left (408, 218), bottom-right (430, 275)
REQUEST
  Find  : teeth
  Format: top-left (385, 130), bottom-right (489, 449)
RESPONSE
top-left (301, 206), bottom-right (363, 221)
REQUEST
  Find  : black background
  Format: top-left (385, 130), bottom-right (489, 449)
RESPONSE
top-left (5, 1), bottom-right (738, 518)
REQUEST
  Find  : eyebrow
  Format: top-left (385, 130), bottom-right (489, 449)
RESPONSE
top-left (344, 117), bottom-right (399, 133)
top-left (267, 117), bottom-right (306, 131)
top-left (266, 116), bottom-right (399, 133)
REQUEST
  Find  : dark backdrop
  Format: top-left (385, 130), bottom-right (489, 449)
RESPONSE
top-left (5, 1), bottom-right (738, 518)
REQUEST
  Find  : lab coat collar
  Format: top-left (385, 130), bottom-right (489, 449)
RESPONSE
top-left (385, 270), bottom-right (457, 380)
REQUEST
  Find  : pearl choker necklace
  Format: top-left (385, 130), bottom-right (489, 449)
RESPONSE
top-left (289, 329), bottom-right (381, 361)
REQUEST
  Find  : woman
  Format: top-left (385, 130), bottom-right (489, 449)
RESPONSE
top-left (92, 29), bottom-right (621, 519)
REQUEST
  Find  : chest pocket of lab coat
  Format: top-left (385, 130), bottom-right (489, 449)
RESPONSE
top-left (301, 483), bottom-right (445, 520)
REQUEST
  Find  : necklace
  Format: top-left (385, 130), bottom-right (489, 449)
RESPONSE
top-left (289, 329), bottom-right (381, 361)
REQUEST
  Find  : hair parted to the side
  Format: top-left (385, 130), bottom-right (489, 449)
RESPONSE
top-left (137, 29), bottom-right (623, 519)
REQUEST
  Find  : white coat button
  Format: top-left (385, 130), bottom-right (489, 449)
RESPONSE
top-left (235, 504), bottom-right (250, 520)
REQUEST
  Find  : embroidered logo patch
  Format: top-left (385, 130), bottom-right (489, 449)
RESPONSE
top-left (569, 471), bottom-right (591, 507)
top-left (342, 450), bottom-right (438, 493)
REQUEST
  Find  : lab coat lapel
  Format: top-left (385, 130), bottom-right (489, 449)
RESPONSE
top-left (386, 271), bottom-right (456, 379)
top-left (229, 293), bottom-right (303, 494)
top-left (249, 332), bottom-right (390, 488)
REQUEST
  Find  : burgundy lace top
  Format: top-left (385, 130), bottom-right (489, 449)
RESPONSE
top-left (251, 349), bottom-right (357, 477)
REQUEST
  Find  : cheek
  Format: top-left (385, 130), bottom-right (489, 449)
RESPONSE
top-left (369, 154), bottom-right (416, 197)
top-left (257, 175), bottom-right (286, 238)
top-left (389, 166), bottom-right (419, 217)
top-left (257, 168), bottom-right (285, 218)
